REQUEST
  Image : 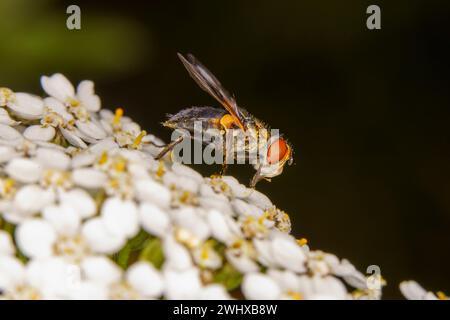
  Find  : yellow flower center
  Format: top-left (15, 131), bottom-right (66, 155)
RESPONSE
top-left (4, 178), bottom-right (15, 194)
top-left (113, 158), bottom-right (127, 172)
top-left (297, 238), bottom-right (308, 246)
top-left (68, 97), bottom-right (80, 107)
top-left (98, 151), bottom-right (108, 165)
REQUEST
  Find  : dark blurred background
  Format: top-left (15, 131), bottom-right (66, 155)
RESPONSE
top-left (2, 0), bottom-right (449, 298)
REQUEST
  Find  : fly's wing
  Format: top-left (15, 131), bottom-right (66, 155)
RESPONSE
top-left (163, 106), bottom-right (226, 133)
top-left (177, 53), bottom-right (246, 130)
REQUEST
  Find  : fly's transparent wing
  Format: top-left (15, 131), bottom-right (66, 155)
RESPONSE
top-left (177, 53), bottom-right (246, 130)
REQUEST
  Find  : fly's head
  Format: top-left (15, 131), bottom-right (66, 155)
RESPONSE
top-left (250, 135), bottom-right (293, 187)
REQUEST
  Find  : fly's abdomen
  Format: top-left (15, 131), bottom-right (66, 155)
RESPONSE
top-left (163, 106), bottom-right (226, 133)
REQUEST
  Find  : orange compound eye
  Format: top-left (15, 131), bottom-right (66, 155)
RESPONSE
top-left (267, 138), bottom-right (289, 165)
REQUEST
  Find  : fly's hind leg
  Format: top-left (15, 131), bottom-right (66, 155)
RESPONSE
top-left (155, 135), bottom-right (184, 160)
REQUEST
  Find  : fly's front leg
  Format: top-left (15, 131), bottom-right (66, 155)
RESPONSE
top-left (250, 165), bottom-right (263, 188)
top-left (220, 142), bottom-right (228, 176)
top-left (155, 135), bottom-right (184, 160)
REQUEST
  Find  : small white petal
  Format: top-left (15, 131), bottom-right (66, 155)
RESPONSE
top-left (134, 179), bottom-right (171, 208)
top-left (270, 234), bottom-right (307, 273)
top-left (60, 127), bottom-right (88, 149)
top-left (232, 199), bottom-right (264, 218)
top-left (242, 273), bottom-right (281, 300)
top-left (197, 284), bottom-right (231, 300)
top-left (0, 108), bottom-right (20, 125)
top-left (41, 74), bottom-right (75, 102)
top-left (0, 255), bottom-right (25, 291)
top-left (82, 218), bottom-right (126, 254)
top-left (0, 145), bottom-right (20, 163)
top-left (163, 171), bottom-right (199, 194)
top-left (7, 93), bottom-right (44, 120)
top-left (267, 269), bottom-right (301, 293)
top-left (5, 157), bottom-right (42, 183)
top-left (81, 256), bottom-right (122, 286)
top-left (206, 209), bottom-right (236, 244)
top-left (23, 125), bottom-right (56, 142)
top-left (164, 268), bottom-right (201, 300)
top-left (77, 80), bottom-right (101, 112)
top-left (121, 122), bottom-right (140, 135)
top-left (101, 197), bottom-right (139, 239)
top-left (69, 281), bottom-right (107, 300)
top-left (171, 207), bottom-right (210, 243)
top-left (59, 188), bottom-right (97, 218)
top-left (13, 185), bottom-right (55, 215)
top-left (72, 168), bottom-right (107, 189)
top-left (16, 219), bottom-right (57, 258)
top-left (299, 275), bottom-right (348, 300)
top-left (221, 176), bottom-right (249, 198)
top-left (75, 120), bottom-right (107, 140)
top-left (26, 257), bottom-right (74, 299)
top-left (139, 203), bottom-right (170, 238)
top-left (43, 97), bottom-right (73, 121)
top-left (199, 196), bottom-right (234, 216)
top-left (400, 280), bottom-right (438, 300)
top-left (89, 138), bottom-right (119, 155)
top-left (247, 189), bottom-right (273, 209)
top-left (71, 152), bottom-right (97, 168)
top-left (35, 147), bottom-right (71, 170)
top-left (171, 162), bottom-right (204, 183)
top-left (0, 124), bottom-right (23, 141)
top-left (0, 231), bottom-right (15, 255)
top-left (163, 236), bottom-right (193, 271)
top-left (42, 204), bottom-right (81, 236)
top-left (127, 261), bottom-right (164, 298)
top-left (225, 251), bottom-right (260, 274)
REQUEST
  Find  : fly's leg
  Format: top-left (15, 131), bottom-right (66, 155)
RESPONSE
top-left (155, 136), bottom-right (184, 160)
top-left (250, 165), bottom-right (262, 188)
top-left (220, 131), bottom-right (232, 176)
top-left (220, 152), bottom-right (228, 175)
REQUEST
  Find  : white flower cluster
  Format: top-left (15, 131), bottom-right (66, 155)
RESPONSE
top-left (0, 74), bottom-right (441, 300)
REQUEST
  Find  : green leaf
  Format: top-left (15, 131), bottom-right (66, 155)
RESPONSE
top-left (114, 230), bottom-right (151, 269)
top-left (139, 237), bottom-right (165, 269)
top-left (213, 263), bottom-right (243, 291)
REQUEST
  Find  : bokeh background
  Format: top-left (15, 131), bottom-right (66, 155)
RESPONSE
top-left (1, 0), bottom-right (449, 298)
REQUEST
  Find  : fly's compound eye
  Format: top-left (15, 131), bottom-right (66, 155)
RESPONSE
top-left (267, 138), bottom-right (289, 165)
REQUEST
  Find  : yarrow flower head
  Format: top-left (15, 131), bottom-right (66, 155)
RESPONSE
top-left (2, 73), bottom-right (428, 300)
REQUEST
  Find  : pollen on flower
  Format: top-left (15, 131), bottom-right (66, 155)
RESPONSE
top-left (68, 97), bottom-right (80, 107)
top-left (132, 130), bottom-right (147, 149)
top-left (297, 238), bottom-right (308, 246)
top-left (41, 169), bottom-right (72, 189)
top-left (0, 87), bottom-right (15, 105)
top-left (98, 151), bottom-right (109, 165)
top-left (113, 107), bottom-right (124, 126)
top-left (113, 157), bottom-right (127, 172)
top-left (209, 175), bottom-right (231, 196)
top-left (1, 178), bottom-right (16, 198)
top-left (241, 215), bottom-right (270, 238)
top-left (174, 226), bottom-right (200, 249)
top-left (155, 160), bottom-right (165, 178)
top-left (53, 234), bottom-right (90, 263)
top-left (437, 291), bottom-right (448, 300)
top-left (287, 290), bottom-right (303, 300)
top-left (177, 190), bottom-right (199, 206)
top-left (2, 285), bottom-right (42, 300)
